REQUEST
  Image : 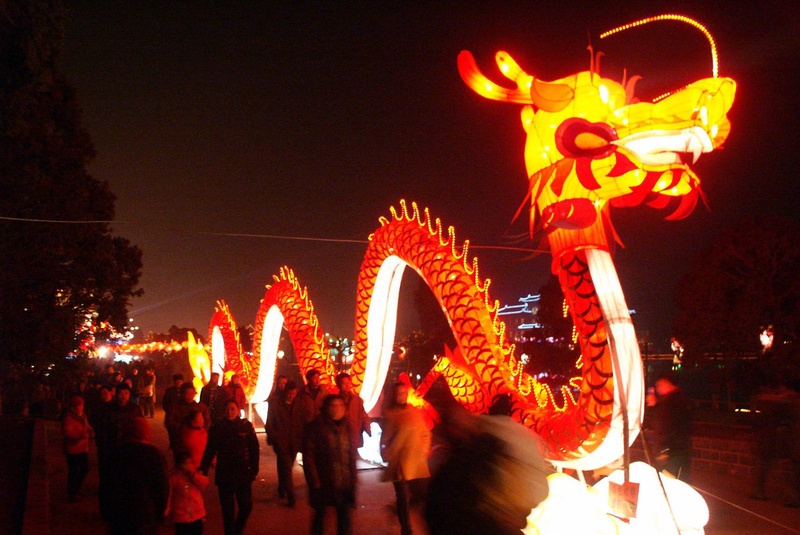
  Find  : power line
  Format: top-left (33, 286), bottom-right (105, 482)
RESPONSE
top-left (0, 215), bottom-right (548, 253)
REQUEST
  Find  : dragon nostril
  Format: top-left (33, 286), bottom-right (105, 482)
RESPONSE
top-left (556, 118), bottom-right (618, 159)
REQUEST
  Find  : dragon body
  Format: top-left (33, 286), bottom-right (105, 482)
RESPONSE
top-left (203, 27), bottom-right (735, 470)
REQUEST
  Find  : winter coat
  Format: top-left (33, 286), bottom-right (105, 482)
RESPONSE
top-left (265, 399), bottom-right (307, 455)
top-left (341, 391), bottom-right (371, 449)
top-left (167, 470), bottom-right (208, 524)
top-left (380, 404), bottom-right (431, 482)
top-left (166, 400), bottom-right (209, 435)
top-left (103, 401), bottom-right (144, 452)
top-left (298, 385), bottom-right (330, 423)
top-left (199, 417), bottom-right (259, 487)
top-left (162, 386), bottom-right (180, 414)
top-left (102, 441), bottom-right (169, 528)
top-left (61, 410), bottom-right (93, 455)
top-left (224, 383), bottom-right (247, 411)
top-left (304, 416), bottom-right (356, 508)
top-left (139, 374), bottom-right (156, 398)
top-left (177, 425), bottom-right (208, 469)
top-left (199, 384), bottom-right (228, 422)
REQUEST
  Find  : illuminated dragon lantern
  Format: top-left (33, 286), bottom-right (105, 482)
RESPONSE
top-left (200, 16), bottom-right (735, 471)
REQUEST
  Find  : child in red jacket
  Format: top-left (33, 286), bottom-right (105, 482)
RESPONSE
top-left (167, 452), bottom-right (209, 534)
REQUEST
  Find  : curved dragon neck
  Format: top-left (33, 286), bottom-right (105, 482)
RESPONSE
top-left (537, 236), bottom-right (644, 469)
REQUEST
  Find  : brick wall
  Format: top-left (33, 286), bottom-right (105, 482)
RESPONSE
top-left (689, 421), bottom-right (793, 481)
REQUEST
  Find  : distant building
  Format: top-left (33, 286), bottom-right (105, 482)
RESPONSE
top-left (496, 293), bottom-right (543, 342)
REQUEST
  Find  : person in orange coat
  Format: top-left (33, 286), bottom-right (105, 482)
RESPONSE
top-left (167, 451), bottom-right (209, 534)
top-left (61, 394), bottom-right (94, 501)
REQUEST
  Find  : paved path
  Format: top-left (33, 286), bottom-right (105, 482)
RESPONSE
top-left (28, 410), bottom-right (800, 534)
top-left (33, 410), bottom-right (425, 535)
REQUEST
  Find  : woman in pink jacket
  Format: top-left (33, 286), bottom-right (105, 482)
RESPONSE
top-left (167, 451), bottom-right (209, 534)
top-left (61, 394), bottom-right (94, 501)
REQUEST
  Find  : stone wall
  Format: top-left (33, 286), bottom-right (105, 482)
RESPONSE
top-left (690, 421), bottom-right (793, 482)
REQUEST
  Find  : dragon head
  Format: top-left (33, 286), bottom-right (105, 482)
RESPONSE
top-left (458, 48), bottom-right (736, 253)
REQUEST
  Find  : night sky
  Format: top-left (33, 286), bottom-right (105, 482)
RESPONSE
top-left (60, 1), bottom-right (799, 351)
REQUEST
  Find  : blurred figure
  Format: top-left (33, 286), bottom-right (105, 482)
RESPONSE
top-left (103, 383), bottom-right (144, 454)
top-left (102, 417), bottom-right (169, 534)
top-left (177, 409), bottom-right (209, 469)
top-left (127, 367), bottom-right (142, 405)
top-left (304, 394), bottom-right (357, 535)
top-left (265, 379), bottom-right (305, 507)
top-left (163, 373), bottom-right (184, 431)
top-left (224, 374), bottom-right (247, 416)
top-left (167, 451), bottom-right (209, 535)
top-left (650, 373), bottom-right (692, 481)
top-left (335, 373), bottom-right (371, 457)
top-left (166, 383), bottom-right (209, 452)
top-left (199, 372), bottom-right (228, 424)
top-left (89, 385), bottom-right (114, 469)
top-left (380, 382), bottom-right (431, 535)
top-left (426, 395), bottom-right (549, 535)
top-left (138, 368), bottom-right (156, 418)
top-left (199, 399), bottom-right (259, 535)
top-left (60, 394), bottom-right (94, 501)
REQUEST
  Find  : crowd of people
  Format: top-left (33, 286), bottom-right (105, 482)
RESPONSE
top-left (7, 358), bottom-right (557, 535)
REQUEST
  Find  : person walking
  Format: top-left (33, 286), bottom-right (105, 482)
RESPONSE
top-left (335, 373), bottom-right (371, 456)
top-left (380, 382), bottom-right (431, 535)
top-left (224, 374), bottom-right (247, 417)
top-left (102, 417), bottom-right (169, 534)
top-left (199, 399), bottom-right (260, 535)
top-left (177, 408), bottom-right (209, 469)
top-left (267, 375), bottom-right (288, 405)
top-left (199, 372), bottom-right (228, 424)
top-left (139, 367), bottom-right (156, 418)
top-left (167, 451), bottom-right (209, 535)
top-left (650, 372), bottom-right (693, 481)
top-left (304, 395), bottom-right (357, 535)
top-left (265, 380), bottom-right (306, 507)
top-left (60, 394), bottom-right (94, 501)
top-left (299, 369), bottom-right (330, 423)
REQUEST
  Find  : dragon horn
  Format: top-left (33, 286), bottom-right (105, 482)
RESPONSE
top-left (457, 50), bottom-right (533, 104)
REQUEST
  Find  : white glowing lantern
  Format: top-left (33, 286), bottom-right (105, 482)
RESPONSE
top-left (760, 325), bottom-right (774, 352)
top-left (525, 463), bottom-right (709, 535)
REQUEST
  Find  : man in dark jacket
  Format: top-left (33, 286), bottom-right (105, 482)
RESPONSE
top-left (200, 399), bottom-right (259, 535)
top-left (101, 417), bottom-right (168, 534)
top-left (162, 373), bottom-right (183, 432)
top-left (304, 394), bottom-right (357, 535)
top-left (265, 380), bottom-right (306, 507)
top-left (199, 372), bottom-right (228, 424)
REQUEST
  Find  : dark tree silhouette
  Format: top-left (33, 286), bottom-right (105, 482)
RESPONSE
top-left (673, 216), bottom-right (800, 360)
top-left (536, 274), bottom-right (573, 342)
top-left (0, 1), bottom-right (143, 363)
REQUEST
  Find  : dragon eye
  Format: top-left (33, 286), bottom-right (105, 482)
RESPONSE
top-left (555, 118), bottom-right (618, 159)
